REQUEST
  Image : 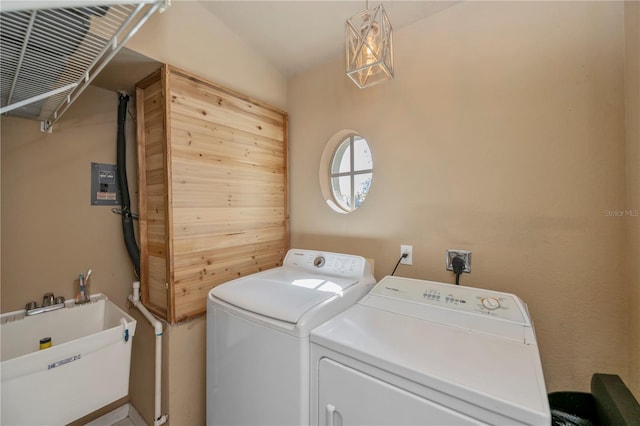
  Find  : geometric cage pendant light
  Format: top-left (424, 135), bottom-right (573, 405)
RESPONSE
top-left (346, 1), bottom-right (394, 89)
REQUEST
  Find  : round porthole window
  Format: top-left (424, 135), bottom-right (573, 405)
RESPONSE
top-left (320, 130), bottom-right (373, 213)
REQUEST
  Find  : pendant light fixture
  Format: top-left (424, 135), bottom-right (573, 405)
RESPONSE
top-left (346, 0), bottom-right (394, 89)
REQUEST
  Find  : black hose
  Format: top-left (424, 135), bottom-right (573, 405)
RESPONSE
top-left (117, 93), bottom-right (140, 277)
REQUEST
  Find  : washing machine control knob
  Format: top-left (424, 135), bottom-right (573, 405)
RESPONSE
top-left (314, 256), bottom-right (326, 268)
top-left (481, 297), bottom-right (501, 310)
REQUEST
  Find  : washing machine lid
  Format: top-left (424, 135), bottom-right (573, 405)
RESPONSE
top-left (210, 267), bottom-right (359, 324)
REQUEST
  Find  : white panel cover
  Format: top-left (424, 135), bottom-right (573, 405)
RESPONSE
top-left (318, 358), bottom-right (483, 425)
top-left (310, 277), bottom-right (551, 424)
top-left (209, 268), bottom-right (358, 324)
top-left (360, 276), bottom-right (536, 342)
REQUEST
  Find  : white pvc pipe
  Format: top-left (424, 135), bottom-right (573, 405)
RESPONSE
top-left (129, 282), bottom-right (168, 426)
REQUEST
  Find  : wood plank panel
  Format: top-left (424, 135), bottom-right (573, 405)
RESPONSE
top-left (173, 220), bottom-right (286, 240)
top-left (173, 246), bottom-right (285, 285)
top-left (136, 84), bottom-right (150, 304)
top-left (172, 241), bottom-right (284, 270)
top-left (169, 67), bottom-right (286, 123)
top-left (137, 65), bottom-right (288, 323)
top-left (170, 170), bottom-right (284, 189)
top-left (170, 131), bottom-right (285, 171)
top-left (145, 154), bottom-right (164, 174)
top-left (145, 169), bottom-right (165, 186)
top-left (169, 179), bottom-right (285, 198)
top-left (162, 66), bottom-right (176, 323)
top-left (171, 158), bottom-right (284, 186)
top-left (173, 249), bottom-right (286, 321)
top-left (171, 192), bottom-right (285, 209)
top-left (169, 71), bottom-right (284, 140)
top-left (170, 108), bottom-right (284, 142)
top-left (147, 242), bottom-right (166, 259)
top-left (171, 155), bottom-right (284, 180)
top-left (174, 250), bottom-right (286, 291)
top-left (148, 255), bottom-right (167, 312)
top-left (172, 207), bottom-right (286, 234)
top-left (137, 74), bottom-right (167, 309)
top-left (170, 111), bottom-right (285, 153)
top-left (172, 226), bottom-right (287, 254)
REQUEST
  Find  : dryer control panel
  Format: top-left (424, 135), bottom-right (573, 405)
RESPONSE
top-left (361, 276), bottom-right (536, 343)
top-left (284, 249), bottom-right (373, 280)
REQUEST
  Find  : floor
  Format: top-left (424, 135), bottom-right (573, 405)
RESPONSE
top-left (111, 418), bottom-right (135, 426)
top-left (85, 404), bottom-right (146, 426)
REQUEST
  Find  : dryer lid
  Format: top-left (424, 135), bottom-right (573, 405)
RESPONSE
top-left (210, 268), bottom-right (359, 324)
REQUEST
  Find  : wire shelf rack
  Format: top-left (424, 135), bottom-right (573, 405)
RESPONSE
top-left (0, 1), bottom-right (167, 131)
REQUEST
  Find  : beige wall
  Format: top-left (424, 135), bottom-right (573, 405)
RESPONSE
top-left (625, 0), bottom-right (640, 398)
top-left (0, 87), bottom-right (159, 420)
top-left (1, 4), bottom-right (288, 425)
top-left (2, 2), bottom-right (637, 425)
top-left (125, 2), bottom-right (289, 424)
top-left (1, 86), bottom-right (138, 312)
top-left (127, 0), bottom-right (287, 110)
top-left (166, 316), bottom-right (207, 425)
top-left (289, 1), bottom-right (630, 394)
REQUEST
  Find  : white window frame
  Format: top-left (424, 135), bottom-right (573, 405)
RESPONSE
top-left (319, 130), bottom-right (374, 214)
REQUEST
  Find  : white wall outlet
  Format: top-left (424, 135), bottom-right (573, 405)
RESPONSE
top-left (446, 249), bottom-right (471, 273)
top-left (400, 245), bottom-right (413, 265)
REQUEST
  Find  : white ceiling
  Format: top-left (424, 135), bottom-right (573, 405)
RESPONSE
top-left (198, 1), bottom-right (458, 77)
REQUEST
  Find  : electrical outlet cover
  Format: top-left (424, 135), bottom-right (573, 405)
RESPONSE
top-left (446, 249), bottom-right (471, 273)
top-left (400, 245), bottom-right (413, 265)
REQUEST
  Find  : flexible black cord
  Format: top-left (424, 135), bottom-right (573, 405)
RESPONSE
top-left (391, 253), bottom-right (408, 276)
top-left (452, 256), bottom-right (465, 285)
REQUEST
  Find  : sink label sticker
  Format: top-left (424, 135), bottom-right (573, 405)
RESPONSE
top-left (48, 354), bottom-right (81, 370)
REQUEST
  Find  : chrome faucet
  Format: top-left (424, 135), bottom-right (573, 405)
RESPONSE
top-left (25, 293), bottom-right (66, 316)
top-left (42, 292), bottom-right (54, 306)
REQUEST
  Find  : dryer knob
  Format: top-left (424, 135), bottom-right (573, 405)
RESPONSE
top-left (481, 297), bottom-right (501, 310)
top-left (314, 256), bottom-right (326, 268)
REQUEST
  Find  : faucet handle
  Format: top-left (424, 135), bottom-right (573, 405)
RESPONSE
top-left (42, 292), bottom-right (54, 307)
top-left (25, 301), bottom-right (37, 311)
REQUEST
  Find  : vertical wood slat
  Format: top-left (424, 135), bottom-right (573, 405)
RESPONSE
top-left (161, 66), bottom-right (176, 322)
top-left (136, 65), bottom-right (289, 323)
top-left (136, 71), bottom-right (168, 319)
top-left (136, 85), bottom-right (148, 304)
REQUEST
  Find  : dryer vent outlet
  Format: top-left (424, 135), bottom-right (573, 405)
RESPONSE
top-left (446, 250), bottom-right (471, 273)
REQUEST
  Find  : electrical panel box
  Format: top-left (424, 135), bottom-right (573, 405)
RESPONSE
top-left (91, 163), bottom-right (120, 206)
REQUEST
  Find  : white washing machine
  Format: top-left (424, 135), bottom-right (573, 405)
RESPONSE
top-left (310, 275), bottom-right (551, 426)
top-left (206, 248), bottom-right (376, 426)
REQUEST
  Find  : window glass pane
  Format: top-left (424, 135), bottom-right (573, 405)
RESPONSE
top-left (321, 131), bottom-right (373, 213)
top-left (353, 137), bottom-right (373, 171)
top-left (331, 175), bottom-right (352, 211)
top-left (331, 139), bottom-right (351, 175)
top-left (354, 173), bottom-right (372, 209)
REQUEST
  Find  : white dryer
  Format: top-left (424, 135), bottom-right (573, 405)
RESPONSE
top-left (310, 275), bottom-right (551, 426)
top-left (206, 248), bottom-right (376, 426)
